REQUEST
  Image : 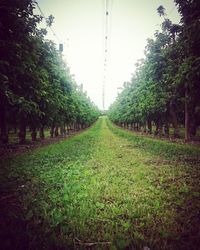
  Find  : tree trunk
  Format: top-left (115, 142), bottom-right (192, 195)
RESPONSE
top-left (60, 126), bottom-right (64, 135)
top-left (131, 123), bottom-right (134, 130)
top-left (163, 123), bottom-right (169, 137)
top-left (31, 127), bottom-right (37, 141)
top-left (63, 123), bottom-right (66, 135)
top-left (73, 122), bottom-right (76, 131)
top-left (147, 119), bottom-right (152, 134)
top-left (50, 125), bottom-right (54, 138)
top-left (70, 123), bottom-right (73, 132)
top-left (185, 87), bottom-right (190, 141)
top-left (0, 105), bottom-right (8, 144)
top-left (143, 122), bottom-right (147, 133)
top-left (18, 114), bottom-right (26, 144)
top-left (39, 126), bottom-right (45, 140)
top-left (66, 124), bottom-right (70, 135)
top-left (55, 126), bottom-right (59, 136)
top-left (190, 120), bottom-right (197, 139)
top-left (155, 118), bottom-right (162, 136)
top-left (14, 126), bottom-right (17, 134)
top-left (189, 108), bottom-right (197, 140)
top-left (170, 100), bottom-right (180, 138)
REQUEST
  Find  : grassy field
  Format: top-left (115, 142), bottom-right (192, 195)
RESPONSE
top-left (0, 117), bottom-right (200, 249)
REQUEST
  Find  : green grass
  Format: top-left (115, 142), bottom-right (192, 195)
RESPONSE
top-left (0, 117), bottom-right (200, 249)
top-left (107, 120), bottom-right (200, 164)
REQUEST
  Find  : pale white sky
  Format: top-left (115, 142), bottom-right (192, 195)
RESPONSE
top-left (36, 0), bottom-right (180, 110)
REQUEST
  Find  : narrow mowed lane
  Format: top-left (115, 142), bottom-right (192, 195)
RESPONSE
top-left (1, 117), bottom-right (200, 249)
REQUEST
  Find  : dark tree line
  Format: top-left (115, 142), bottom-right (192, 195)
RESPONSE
top-left (108, 0), bottom-right (200, 141)
top-left (0, 0), bottom-right (100, 144)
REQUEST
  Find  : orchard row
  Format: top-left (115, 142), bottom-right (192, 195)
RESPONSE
top-left (0, 0), bottom-right (100, 144)
top-left (109, 1), bottom-right (200, 141)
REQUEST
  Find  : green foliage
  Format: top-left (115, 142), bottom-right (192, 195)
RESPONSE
top-left (108, 2), bottom-right (200, 140)
top-left (0, 0), bottom-right (100, 143)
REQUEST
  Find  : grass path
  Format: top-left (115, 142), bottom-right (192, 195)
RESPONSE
top-left (0, 117), bottom-right (200, 249)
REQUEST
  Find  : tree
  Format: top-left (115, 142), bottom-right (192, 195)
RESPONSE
top-left (174, 0), bottom-right (200, 140)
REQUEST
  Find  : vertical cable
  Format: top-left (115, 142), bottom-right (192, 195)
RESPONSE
top-left (103, 0), bottom-right (110, 110)
top-left (36, 2), bottom-right (62, 45)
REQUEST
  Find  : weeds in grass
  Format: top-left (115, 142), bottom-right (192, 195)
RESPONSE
top-left (0, 117), bottom-right (200, 249)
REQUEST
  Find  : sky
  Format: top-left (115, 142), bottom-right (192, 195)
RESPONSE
top-left (36, 0), bottom-right (180, 110)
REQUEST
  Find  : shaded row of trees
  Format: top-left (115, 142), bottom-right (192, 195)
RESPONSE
top-left (108, 0), bottom-right (200, 141)
top-left (0, 0), bottom-right (100, 144)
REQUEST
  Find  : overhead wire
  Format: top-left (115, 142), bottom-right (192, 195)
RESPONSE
top-left (36, 2), bottom-right (62, 44)
top-left (102, 0), bottom-right (111, 110)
